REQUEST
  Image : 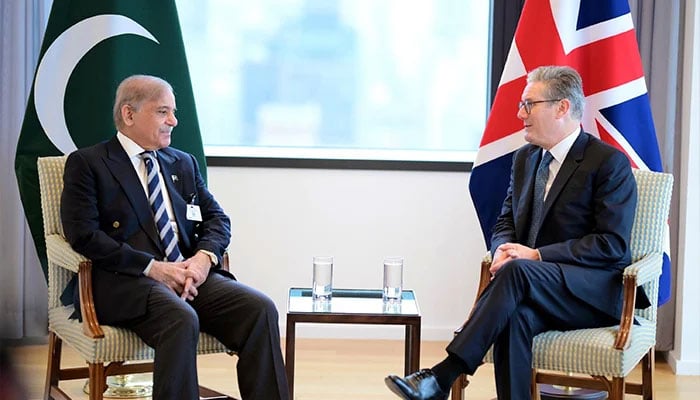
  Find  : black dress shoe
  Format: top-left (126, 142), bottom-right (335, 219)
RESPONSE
top-left (385, 369), bottom-right (448, 400)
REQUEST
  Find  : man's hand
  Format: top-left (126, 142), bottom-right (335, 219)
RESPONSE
top-left (179, 251), bottom-right (213, 300)
top-left (144, 252), bottom-right (213, 301)
top-left (183, 251), bottom-right (213, 286)
top-left (147, 260), bottom-right (190, 295)
top-left (490, 243), bottom-right (541, 276)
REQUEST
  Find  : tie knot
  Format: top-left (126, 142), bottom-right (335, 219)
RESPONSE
top-left (140, 151), bottom-right (157, 167)
top-left (540, 151), bottom-right (553, 169)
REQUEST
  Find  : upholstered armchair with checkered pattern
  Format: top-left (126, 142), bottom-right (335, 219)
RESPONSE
top-left (38, 155), bottom-right (235, 400)
top-left (451, 169), bottom-right (673, 400)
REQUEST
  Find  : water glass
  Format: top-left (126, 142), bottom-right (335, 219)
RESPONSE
top-left (312, 256), bottom-right (333, 300)
top-left (383, 257), bottom-right (403, 302)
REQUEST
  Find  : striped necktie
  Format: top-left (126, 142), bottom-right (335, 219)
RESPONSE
top-left (527, 151), bottom-right (553, 248)
top-left (141, 151), bottom-right (184, 262)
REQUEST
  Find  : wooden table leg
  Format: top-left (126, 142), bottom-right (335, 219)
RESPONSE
top-left (285, 316), bottom-right (296, 398)
top-left (405, 320), bottom-right (421, 375)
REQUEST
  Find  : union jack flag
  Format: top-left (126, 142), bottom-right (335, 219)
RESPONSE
top-left (469, 0), bottom-right (671, 305)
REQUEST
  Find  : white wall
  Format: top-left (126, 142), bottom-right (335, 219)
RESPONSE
top-left (207, 150), bottom-right (700, 375)
top-left (208, 166), bottom-right (486, 341)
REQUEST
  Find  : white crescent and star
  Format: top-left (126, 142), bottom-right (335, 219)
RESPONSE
top-left (34, 14), bottom-right (159, 154)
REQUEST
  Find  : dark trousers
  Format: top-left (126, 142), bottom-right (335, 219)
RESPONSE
top-left (123, 273), bottom-right (289, 400)
top-left (446, 259), bottom-right (617, 400)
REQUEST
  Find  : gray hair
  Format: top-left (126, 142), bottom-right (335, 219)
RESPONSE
top-left (527, 66), bottom-right (584, 120)
top-left (113, 75), bottom-right (174, 130)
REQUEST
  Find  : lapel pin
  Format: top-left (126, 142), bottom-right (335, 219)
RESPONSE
top-left (171, 174), bottom-right (179, 182)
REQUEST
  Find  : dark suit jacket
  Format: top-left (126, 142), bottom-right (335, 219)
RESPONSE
top-left (489, 132), bottom-right (643, 319)
top-left (60, 136), bottom-right (232, 324)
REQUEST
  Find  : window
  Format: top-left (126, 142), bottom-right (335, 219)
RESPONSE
top-left (177, 0), bottom-right (490, 163)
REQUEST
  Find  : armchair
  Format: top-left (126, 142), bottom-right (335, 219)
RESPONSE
top-left (38, 155), bottom-right (236, 400)
top-left (451, 169), bottom-right (673, 400)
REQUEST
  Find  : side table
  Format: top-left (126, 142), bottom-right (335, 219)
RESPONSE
top-left (285, 288), bottom-right (421, 398)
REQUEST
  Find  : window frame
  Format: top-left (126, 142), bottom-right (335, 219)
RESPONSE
top-left (199, 1), bottom-right (522, 172)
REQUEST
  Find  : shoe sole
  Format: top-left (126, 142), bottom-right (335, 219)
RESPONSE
top-left (384, 376), bottom-right (413, 400)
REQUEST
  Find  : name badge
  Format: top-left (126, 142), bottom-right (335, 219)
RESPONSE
top-left (186, 204), bottom-right (203, 221)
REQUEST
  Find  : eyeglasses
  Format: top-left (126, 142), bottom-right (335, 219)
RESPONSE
top-left (518, 99), bottom-right (562, 115)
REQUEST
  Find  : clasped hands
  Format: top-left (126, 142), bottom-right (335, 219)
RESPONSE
top-left (148, 251), bottom-right (213, 301)
top-left (490, 243), bottom-right (541, 278)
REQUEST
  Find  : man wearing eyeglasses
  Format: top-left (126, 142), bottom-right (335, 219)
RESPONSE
top-left (385, 65), bottom-right (641, 400)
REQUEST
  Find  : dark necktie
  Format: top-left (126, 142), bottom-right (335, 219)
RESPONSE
top-left (141, 151), bottom-right (184, 262)
top-left (527, 151), bottom-right (553, 248)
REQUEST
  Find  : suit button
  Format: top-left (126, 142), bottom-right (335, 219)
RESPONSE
top-left (112, 221), bottom-right (120, 229)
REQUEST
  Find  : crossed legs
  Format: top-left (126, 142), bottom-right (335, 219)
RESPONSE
top-left (444, 259), bottom-right (616, 399)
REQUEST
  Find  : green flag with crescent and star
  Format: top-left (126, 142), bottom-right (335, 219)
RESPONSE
top-left (15, 0), bottom-right (206, 280)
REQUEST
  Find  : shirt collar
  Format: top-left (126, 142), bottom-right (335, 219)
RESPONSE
top-left (547, 126), bottom-right (581, 164)
top-left (116, 131), bottom-right (148, 159)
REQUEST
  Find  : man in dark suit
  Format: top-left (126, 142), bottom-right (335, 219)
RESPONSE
top-left (61, 75), bottom-right (289, 400)
top-left (385, 66), bottom-right (638, 400)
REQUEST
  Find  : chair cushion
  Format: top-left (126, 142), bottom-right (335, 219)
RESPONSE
top-left (484, 320), bottom-right (655, 377)
top-left (49, 306), bottom-right (231, 363)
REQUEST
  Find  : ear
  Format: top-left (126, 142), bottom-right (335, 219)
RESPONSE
top-left (121, 104), bottom-right (135, 126)
top-left (556, 99), bottom-right (571, 119)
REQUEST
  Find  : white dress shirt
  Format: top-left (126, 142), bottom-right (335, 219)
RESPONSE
top-left (542, 126), bottom-right (581, 200)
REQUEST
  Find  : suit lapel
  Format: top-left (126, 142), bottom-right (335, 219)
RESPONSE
top-left (515, 148), bottom-right (541, 242)
top-left (103, 137), bottom-right (162, 250)
top-left (541, 132), bottom-right (589, 217)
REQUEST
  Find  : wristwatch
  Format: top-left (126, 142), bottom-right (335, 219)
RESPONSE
top-left (198, 249), bottom-right (218, 266)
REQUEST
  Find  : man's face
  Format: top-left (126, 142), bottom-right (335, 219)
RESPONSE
top-left (126, 90), bottom-right (178, 150)
top-left (517, 81), bottom-right (562, 149)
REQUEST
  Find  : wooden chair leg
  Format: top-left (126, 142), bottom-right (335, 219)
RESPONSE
top-left (450, 373), bottom-right (467, 400)
top-left (88, 363), bottom-right (106, 400)
top-left (530, 369), bottom-right (541, 400)
top-left (641, 348), bottom-right (655, 400)
top-left (44, 332), bottom-right (62, 400)
top-left (610, 377), bottom-right (625, 400)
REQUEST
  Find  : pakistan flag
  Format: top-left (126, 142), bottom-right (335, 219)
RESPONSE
top-left (15, 0), bottom-right (206, 280)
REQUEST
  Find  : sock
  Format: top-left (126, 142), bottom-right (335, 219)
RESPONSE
top-left (431, 354), bottom-right (468, 392)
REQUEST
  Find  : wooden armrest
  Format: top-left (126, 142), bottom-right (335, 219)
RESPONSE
top-left (614, 273), bottom-right (637, 350)
top-left (44, 234), bottom-right (104, 338)
top-left (222, 251), bottom-right (230, 272)
top-left (78, 260), bottom-right (105, 339)
top-left (455, 254), bottom-right (493, 333)
top-left (615, 253), bottom-right (663, 350)
top-left (477, 257), bottom-right (492, 298)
